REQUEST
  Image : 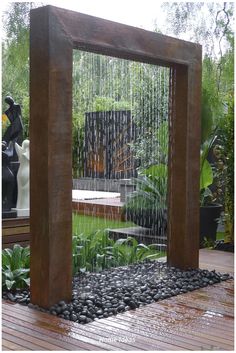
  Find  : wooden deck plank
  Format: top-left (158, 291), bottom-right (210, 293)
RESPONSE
top-left (3, 315), bottom-right (67, 351)
top-left (2, 249), bottom-right (234, 350)
top-left (3, 330), bottom-right (46, 351)
top-left (2, 310), bottom-right (111, 351)
top-left (104, 313), bottom-right (233, 350)
top-left (101, 301), bottom-right (234, 349)
top-left (2, 303), bottom-right (139, 351)
top-left (2, 339), bottom-right (28, 351)
top-left (106, 299), bottom-right (234, 337)
top-left (3, 323), bottom-right (63, 351)
top-left (140, 302), bottom-right (234, 333)
top-left (2, 306), bottom-right (134, 351)
top-left (90, 316), bottom-right (197, 350)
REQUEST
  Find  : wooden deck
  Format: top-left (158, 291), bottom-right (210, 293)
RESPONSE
top-left (2, 249), bottom-right (234, 351)
top-left (2, 217), bottom-right (30, 249)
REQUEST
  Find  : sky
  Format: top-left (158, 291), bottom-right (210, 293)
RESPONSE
top-left (47, 0), bottom-right (164, 30)
top-left (1, 0), bottom-right (166, 32)
top-left (1, 1), bottom-right (233, 57)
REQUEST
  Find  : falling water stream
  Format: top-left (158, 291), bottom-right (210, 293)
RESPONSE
top-left (72, 49), bottom-right (170, 272)
top-left (2, 51), bottom-right (232, 329)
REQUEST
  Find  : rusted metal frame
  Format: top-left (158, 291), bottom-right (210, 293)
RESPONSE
top-left (30, 6), bottom-right (73, 308)
top-left (30, 5), bottom-right (201, 307)
top-left (52, 6), bottom-right (200, 67)
top-left (167, 63), bottom-right (201, 269)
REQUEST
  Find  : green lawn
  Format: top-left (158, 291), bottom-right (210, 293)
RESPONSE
top-left (217, 232), bottom-right (225, 240)
top-left (73, 213), bottom-right (135, 236)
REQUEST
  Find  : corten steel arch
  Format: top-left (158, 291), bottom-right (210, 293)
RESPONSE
top-left (30, 5), bottom-right (202, 308)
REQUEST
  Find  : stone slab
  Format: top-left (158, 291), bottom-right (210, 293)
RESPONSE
top-left (108, 226), bottom-right (167, 247)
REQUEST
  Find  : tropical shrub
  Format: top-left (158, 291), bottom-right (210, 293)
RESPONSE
top-left (2, 234), bottom-right (159, 285)
top-left (124, 120), bottom-right (168, 232)
top-left (2, 245), bottom-right (30, 291)
top-left (72, 230), bottom-right (113, 273)
top-left (123, 162), bottom-right (168, 235)
top-left (72, 230), bottom-right (162, 274)
top-left (218, 93), bottom-right (234, 242)
top-left (107, 237), bottom-right (161, 267)
top-left (125, 164), bottom-right (167, 212)
top-left (200, 132), bottom-right (218, 206)
top-left (130, 120), bottom-right (169, 172)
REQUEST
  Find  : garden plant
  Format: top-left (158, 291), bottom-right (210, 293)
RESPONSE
top-left (2, 244), bottom-right (30, 291)
top-left (72, 230), bottom-right (163, 274)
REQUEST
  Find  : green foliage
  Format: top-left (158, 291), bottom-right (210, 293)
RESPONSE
top-left (72, 235), bottom-right (80, 275)
top-left (201, 87), bottom-right (214, 143)
top-left (72, 111), bottom-right (85, 178)
top-left (2, 245), bottom-right (30, 291)
top-left (92, 96), bottom-right (130, 112)
top-left (72, 230), bottom-right (113, 273)
top-left (161, 2), bottom-right (234, 58)
top-left (2, 113), bottom-right (11, 136)
top-left (202, 57), bottom-right (226, 129)
top-left (72, 49), bottom-right (133, 177)
top-left (130, 66), bottom-right (169, 170)
top-left (72, 230), bottom-right (162, 274)
top-left (125, 121), bottom-right (168, 213)
top-left (110, 237), bottom-right (161, 266)
top-left (200, 133), bottom-right (218, 206)
top-left (131, 120), bottom-right (169, 171)
top-left (2, 233), bottom-right (161, 285)
top-left (125, 163), bottom-right (167, 213)
top-left (2, 28), bottom-right (30, 138)
top-left (2, 3), bottom-right (42, 139)
top-left (218, 93), bottom-right (234, 241)
top-left (0, 6), bottom-right (168, 178)
top-left (223, 95), bottom-right (234, 223)
top-left (3, 2), bottom-right (32, 41)
top-left (162, 2), bottom-right (234, 164)
top-left (202, 237), bottom-right (215, 249)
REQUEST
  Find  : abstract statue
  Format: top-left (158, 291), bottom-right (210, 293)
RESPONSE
top-left (2, 96), bottom-right (23, 160)
top-left (2, 144), bottom-right (17, 218)
top-left (2, 96), bottom-right (24, 216)
top-left (15, 140), bottom-right (30, 217)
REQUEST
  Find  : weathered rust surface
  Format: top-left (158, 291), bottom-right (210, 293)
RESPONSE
top-left (30, 6), bottom-right (72, 308)
top-left (30, 5), bottom-right (202, 307)
top-left (2, 250), bottom-right (234, 351)
top-left (49, 6), bottom-right (201, 66)
top-left (168, 63), bottom-right (202, 269)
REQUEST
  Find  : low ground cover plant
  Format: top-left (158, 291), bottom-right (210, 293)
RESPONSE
top-left (2, 233), bottom-right (163, 291)
top-left (72, 230), bottom-right (163, 274)
top-left (2, 244), bottom-right (30, 291)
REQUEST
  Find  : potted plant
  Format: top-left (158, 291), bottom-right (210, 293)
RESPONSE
top-left (200, 132), bottom-right (222, 247)
top-left (124, 163), bottom-right (168, 236)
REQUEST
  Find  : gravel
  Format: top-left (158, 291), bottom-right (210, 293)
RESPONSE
top-left (2, 260), bottom-right (232, 324)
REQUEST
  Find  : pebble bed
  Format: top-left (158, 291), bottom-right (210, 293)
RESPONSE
top-left (3, 260), bottom-right (232, 325)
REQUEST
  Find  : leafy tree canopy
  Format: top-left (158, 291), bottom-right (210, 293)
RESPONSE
top-left (161, 2), bottom-right (234, 58)
top-left (161, 2), bottom-right (234, 134)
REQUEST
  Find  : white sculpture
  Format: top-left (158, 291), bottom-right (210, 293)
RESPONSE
top-left (15, 140), bottom-right (30, 217)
